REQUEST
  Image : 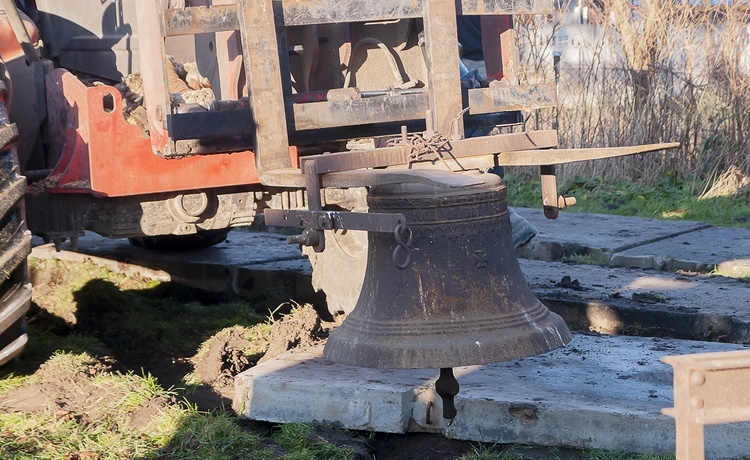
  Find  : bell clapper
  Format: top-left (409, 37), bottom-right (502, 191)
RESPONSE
top-left (435, 367), bottom-right (460, 420)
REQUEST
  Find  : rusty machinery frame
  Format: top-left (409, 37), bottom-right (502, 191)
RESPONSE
top-left (662, 350), bottom-right (750, 460)
top-left (138, 0), bottom-right (677, 251)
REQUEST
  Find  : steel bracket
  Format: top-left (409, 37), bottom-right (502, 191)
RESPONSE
top-left (265, 153), bottom-right (412, 253)
top-left (264, 208), bottom-right (407, 253)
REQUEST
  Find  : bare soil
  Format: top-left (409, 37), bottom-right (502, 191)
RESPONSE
top-left (2, 256), bottom-right (598, 459)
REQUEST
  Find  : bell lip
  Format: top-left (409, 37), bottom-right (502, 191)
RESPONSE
top-left (323, 316), bottom-right (573, 370)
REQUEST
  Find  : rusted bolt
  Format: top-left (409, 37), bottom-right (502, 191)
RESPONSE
top-left (690, 396), bottom-right (704, 409)
top-left (690, 370), bottom-right (706, 386)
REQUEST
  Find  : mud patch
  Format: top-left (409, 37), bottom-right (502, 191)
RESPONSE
top-left (189, 305), bottom-right (330, 409)
top-left (0, 353), bottom-right (167, 430)
top-left (260, 304), bottom-right (328, 363)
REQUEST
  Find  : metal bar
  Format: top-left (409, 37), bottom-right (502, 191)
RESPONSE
top-left (136, 0), bottom-right (173, 157)
top-left (166, 108), bottom-right (254, 140)
top-left (264, 209), bottom-right (406, 233)
top-left (281, 0), bottom-right (553, 26)
top-left (160, 0), bottom-right (553, 31)
top-left (468, 83), bottom-right (557, 115)
top-left (422, 0), bottom-right (463, 137)
top-left (162, 5), bottom-right (239, 36)
top-left (302, 158), bottom-right (322, 212)
top-left (495, 142), bottom-right (679, 166)
top-left (300, 129), bottom-right (557, 175)
top-left (482, 15), bottom-right (516, 82)
top-left (237, 0), bottom-right (293, 185)
top-left (291, 93), bottom-right (429, 131)
top-left (540, 164), bottom-right (557, 219)
top-left (675, 417), bottom-right (705, 460)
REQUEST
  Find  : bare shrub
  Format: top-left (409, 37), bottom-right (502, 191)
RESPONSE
top-left (514, 1), bottom-right (750, 190)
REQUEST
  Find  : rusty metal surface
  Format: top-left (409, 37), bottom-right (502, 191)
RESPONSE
top-left (160, 0), bottom-right (553, 31)
top-left (540, 164), bottom-right (557, 219)
top-left (662, 350), bottom-right (750, 460)
top-left (481, 15), bottom-right (516, 82)
top-left (136, 0), bottom-right (173, 157)
top-left (264, 209), bottom-right (406, 233)
top-left (162, 5), bottom-right (239, 36)
top-left (294, 130), bottom-right (558, 177)
top-left (423, 0), bottom-right (463, 137)
top-left (291, 93), bottom-right (428, 131)
top-left (323, 174), bottom-right (572, 369)
top-left (42, 69), bottom-right (261, 196)
top-left (238, 0), bottom-right (293, 185)
top-left (468, 82), bottom-right (557, 115)
top-left (264, 167), bottom-right (488, 189)
top-left (495, 142), bottom-right (680, 166)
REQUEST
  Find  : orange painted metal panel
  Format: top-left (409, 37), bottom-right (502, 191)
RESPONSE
top-left (46, 69), bottom-right (269, 197)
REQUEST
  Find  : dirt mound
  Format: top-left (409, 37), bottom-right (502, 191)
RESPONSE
top-left (189, 305), bottom-right (329, 409)
top-left (0, 353), bottom-right (168, 430)
top-left (260, 304), bottom-right (327, 363)
top-left (193, 325), bottom-right (262, 388)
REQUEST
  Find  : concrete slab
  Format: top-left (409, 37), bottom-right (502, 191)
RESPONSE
top-left (514, 208), bottom-right (711, 262)
top-left (611, 226), bottom-right (750, 275)
top-left (234, 334), bottom-right (750, 458)
top-left (519, 258), bottom-right (750, 343)
top-left (32, 229), bottom-right (750, 344)
top-left (30, 231), bottom-right (317, 304)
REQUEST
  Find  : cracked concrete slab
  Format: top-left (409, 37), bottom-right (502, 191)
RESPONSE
top-left (30, 231), bottom-right (317, 303)
top-left (519, 258), bottom-right (750, 343)
top-left (234, 334), bottom-right (750, 458)
top-left (514, 208), bottom-right (711, 263)
top-left (611, 226), bottom-right (750, 275)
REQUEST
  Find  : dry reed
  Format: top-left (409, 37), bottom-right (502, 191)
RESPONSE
top-left (514, 0), bottom-right (750, 192)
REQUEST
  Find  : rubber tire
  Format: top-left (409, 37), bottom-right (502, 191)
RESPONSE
top-left (128, 228), bottom-right (230, 251)
top-left (0, 80), bottom-right (32, 367)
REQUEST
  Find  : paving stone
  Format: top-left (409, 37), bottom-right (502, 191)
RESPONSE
top-left (611, 226), bottom-right (750, 275)
top-left (514, 208), bottom-right (711, 262)
top-left (234, 334), bottom-right (750, 458)
top-left (519, 258), bottom-right (750, 343)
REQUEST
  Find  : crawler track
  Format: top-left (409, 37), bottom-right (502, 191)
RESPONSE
top-left (0, 79), bottom-right (32, 366)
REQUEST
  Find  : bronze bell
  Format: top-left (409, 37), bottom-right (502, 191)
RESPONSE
top-left (323, 173), bottom-right (572, 417)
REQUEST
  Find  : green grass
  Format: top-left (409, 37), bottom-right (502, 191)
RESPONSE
top-left (505, 174), bottom-right (750, 229)
top-left (5, 243), bottom-right (686, 460)
top-left (155, 410), bottom-right (267, 459)
top-left (272, 423), bottom-right (360, 460)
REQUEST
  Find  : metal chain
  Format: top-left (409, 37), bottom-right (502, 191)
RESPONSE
top-left (392, 223), bottom-right (413, 270)
top-left (387, 132), bottom-right (451, 164)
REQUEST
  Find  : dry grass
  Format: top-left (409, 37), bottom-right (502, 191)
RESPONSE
top-left (514, 1), bottom-right (750, 192)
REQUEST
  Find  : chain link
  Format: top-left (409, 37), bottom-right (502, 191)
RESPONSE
top-left (392, 223), bottom-right (413, 270)
top-left (387, 132), bottom-right (451, 164)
